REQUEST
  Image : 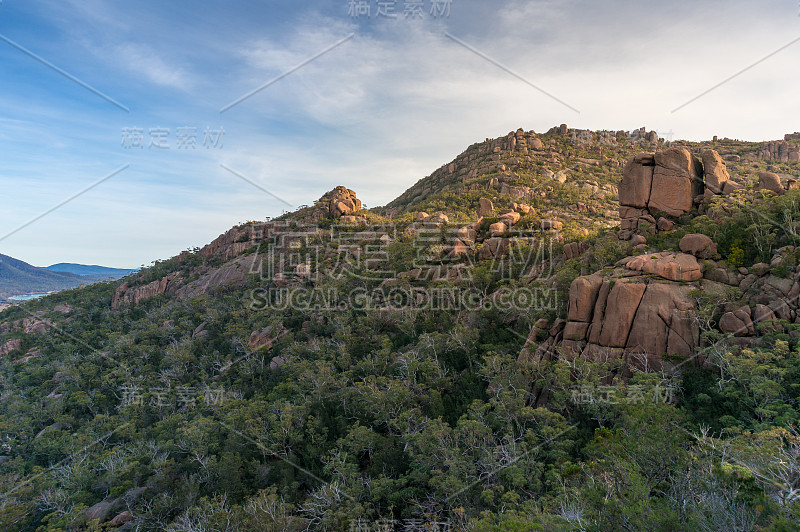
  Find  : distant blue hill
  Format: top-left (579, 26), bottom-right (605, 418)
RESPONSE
top-left (0, 255), bottom-right (137, 301)
top-left (0, 254), bottom-right (89, 300)
top-left (45, 263), bottom-right (138, 278)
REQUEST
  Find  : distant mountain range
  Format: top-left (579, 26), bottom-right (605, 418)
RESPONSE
top-left (44, 263), bottom-right (137, 277)
top-left (0, 254), bottom-right (136, 300)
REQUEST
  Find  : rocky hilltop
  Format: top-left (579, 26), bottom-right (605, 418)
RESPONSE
top-left (51, 128), bottom-right (800, 376)
top-left (0, 126), bottom-right (799, 530)
top-left (12, 124), bottom-right (799, 374)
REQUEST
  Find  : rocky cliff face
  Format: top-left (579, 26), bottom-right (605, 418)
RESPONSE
top-left (112, 247), bottom-right (258, 308)
top-left (176, 254), bottom-right (253, 300)
top-left (530, 148), bottom-right (720, 370)
top-left (199, 225), bottom-right (261, 262)
top-left (112, 272), bottom-right (181, 308)
top-left (549, 266), bottom-right (702, 370)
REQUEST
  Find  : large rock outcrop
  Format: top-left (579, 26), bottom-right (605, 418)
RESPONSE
top-left (619, 148), bottom-right (737, 240)
top-left (758, 172), bottom-right (791, 196)
top-left (325, 186), bottom-right (362, 217)
top-left (539, 269), bottom-right (701, 371)
top-left (757, 140), bottom-right (800, 162)
top-left (112, 272), bottom-right (181, 308)
top-left (304, 186), bottom-right (365, 223)
top-left (623, 252), bottom-right (703, 282)
top-left (679, 233), bottom-right (717, 259)
top-left (649, 148), bottom-right (704, 216)
top-left (701, 149), bottom-right (731, 195)
top-left (529, 243), bottom-right (800, 374)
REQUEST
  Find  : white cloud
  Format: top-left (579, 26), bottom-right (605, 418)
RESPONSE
top-left (113, 43), bottom-right (192, 90)
top-left (214, 3), bottom-right (800, 215)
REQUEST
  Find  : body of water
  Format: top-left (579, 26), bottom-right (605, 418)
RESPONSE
top-left (8, 293), bottom-right (50, 301)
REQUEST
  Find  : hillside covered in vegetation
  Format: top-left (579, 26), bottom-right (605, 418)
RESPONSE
top-left (0, 126), bottom-right (799, 531)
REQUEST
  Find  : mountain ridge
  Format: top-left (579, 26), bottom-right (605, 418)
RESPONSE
top-left (1, 125), bottom-right (799, 529)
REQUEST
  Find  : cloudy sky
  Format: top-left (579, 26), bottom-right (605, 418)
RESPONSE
top-left (1, 0), bottom-right (798, 267)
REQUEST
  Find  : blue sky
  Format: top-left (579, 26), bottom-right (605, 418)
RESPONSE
top-left (1, 0), bottom-right (799, 267)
